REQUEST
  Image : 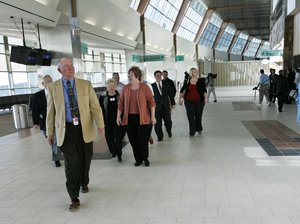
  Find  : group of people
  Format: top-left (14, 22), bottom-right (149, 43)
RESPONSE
top-left (31, 58), bottom-right (213, 211)
top-left (255, 68), bottom-right (299, 112)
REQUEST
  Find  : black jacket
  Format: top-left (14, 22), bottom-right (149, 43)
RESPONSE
top-left (180, 78), bottom-right (207, 102)
top-left (99, 90), bottom-right (120, 125)
top-left (165, 77), bottom-right (177, 97)
top-left (32, 89), bottom-right (47, 131)
top-left (151, 80), bottom-right (175, 112)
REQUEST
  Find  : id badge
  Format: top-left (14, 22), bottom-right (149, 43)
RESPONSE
top-left (73, 116), bottom-right (79, 126)
top-left (110, 97), bottom-right (115, 101)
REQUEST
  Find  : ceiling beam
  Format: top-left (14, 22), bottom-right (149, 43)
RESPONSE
top-left (209, 3), bottom-right (270, 11)
top-left (223, 16), bottom-right (270, 21)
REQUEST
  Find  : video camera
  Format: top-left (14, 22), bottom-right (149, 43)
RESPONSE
top-left (252, 86), bottom-right (258, 90)
top-left (184, 71), bottom-right (190, 82)
top-left (208, 73), bottom-right (217, 78)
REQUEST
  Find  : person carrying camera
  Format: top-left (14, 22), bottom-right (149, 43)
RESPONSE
top-left (254, 69), bottom-right (270, 110)
top-left (206, 73), bottom-right (217, 102)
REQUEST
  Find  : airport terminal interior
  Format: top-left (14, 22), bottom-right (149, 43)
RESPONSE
top-left (1, 0), bottom-right (300, 223)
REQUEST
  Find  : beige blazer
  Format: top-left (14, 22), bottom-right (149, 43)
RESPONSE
top-left (46, 78), bottom-right (104, 147)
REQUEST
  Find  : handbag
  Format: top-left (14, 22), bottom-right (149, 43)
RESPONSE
top-left (289, 89), bottom-right (298, 99)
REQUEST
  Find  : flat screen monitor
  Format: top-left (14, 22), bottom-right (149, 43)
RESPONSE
top-left (10, 46), bottom-right (37, 65)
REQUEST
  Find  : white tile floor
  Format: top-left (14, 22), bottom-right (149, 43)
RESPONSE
top-left (2, 86), bottom-right (300, 224)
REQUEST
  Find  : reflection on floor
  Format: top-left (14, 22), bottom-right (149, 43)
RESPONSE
top-left (232, 101), bottom-right (258, 111)
top-left (243, 120), bottom-right (300, 156)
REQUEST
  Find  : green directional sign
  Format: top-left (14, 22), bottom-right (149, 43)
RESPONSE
top-left (132, 54), bottom-right (144, 62)
top-left (175, 55), bottom-right (184, 61)
top-left (81, 42), bottom-right (88, 54)
top-left (144, 54), bottom-right (165, 62)
top-left (260, 50), bottom-right (283, 57)
top-left (132, 54), bottom-right (165, 62)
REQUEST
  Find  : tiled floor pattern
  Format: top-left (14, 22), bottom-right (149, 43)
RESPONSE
top-left (242, 120), bottom-right (300, 156)
top-left (2, 86), bottom-right (300, 224)
top-left (232, 101), bottom-right (258, 111)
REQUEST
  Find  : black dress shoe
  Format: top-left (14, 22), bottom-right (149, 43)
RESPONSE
top-left (118, 155), bottom-right (122, 162)
top-left (167, 131), bottom-right (172, 138)
top-left (144, 159), bottom-right (150, 167)
top-left (111, 154), bottom-right (116, 158)
top-left (134, 162), bottom-right (142, 167)
top-left (81, 186), bottom-right (89, 193)
top-left (69, 199), bottom-right (80, 211)
top-left (55, 161), bottom-right (61, 167)
top-left (157, 138), bottom-right (163, 142)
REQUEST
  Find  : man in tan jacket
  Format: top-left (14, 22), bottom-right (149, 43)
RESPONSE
top-left (46, 57), bottom-right (104, 211)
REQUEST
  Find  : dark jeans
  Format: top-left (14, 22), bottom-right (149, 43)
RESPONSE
top-left (105, 125), bottom-right (122, 157)
top-left (126, 114), bottom-right (152, 163)
top-left (184, 100), bottom-right (205, 136)
top-left (277, 94), bottom-right (285, 111)
top-left (60, 123), bottom-right (93, 200)
top-left (42, 130), bottom-right (62, 162)
top-left (154, 106), bottom-right (172, 140)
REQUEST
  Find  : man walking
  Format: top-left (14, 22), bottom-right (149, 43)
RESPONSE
top-left (46, 57), bottom-right (105, 211)
top-left (151, 70), bottom-right (175, 141)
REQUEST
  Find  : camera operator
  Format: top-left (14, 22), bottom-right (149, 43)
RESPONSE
top-left (206, 73), bottom-right (217, 102)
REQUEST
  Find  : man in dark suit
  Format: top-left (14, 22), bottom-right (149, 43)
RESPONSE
top-left (151, 70), bottom-right (176, 141)
top-left (162, 70), bottom-right (177, 98)
top-left (32, 75), bottom-right (62, 167)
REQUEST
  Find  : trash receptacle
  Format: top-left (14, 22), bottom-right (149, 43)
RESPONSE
top-left (12, 104), bottom-right (29, 129)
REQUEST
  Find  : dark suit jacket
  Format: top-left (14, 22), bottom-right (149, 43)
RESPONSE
top-left (151, 80), bottom-right (175, 112)
top-left (165, 77), bottom-right (177, 97)
top-left (32, 89), bottom-right (47, 131)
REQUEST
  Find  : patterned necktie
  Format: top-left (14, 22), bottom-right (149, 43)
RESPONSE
top-left (158, 82), bottom-right (162, 95)
top-left (66, 80), bottom-right (79, 117)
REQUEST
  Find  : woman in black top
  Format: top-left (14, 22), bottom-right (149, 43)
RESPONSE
top-left (99, 79), bottom-right (123, 161)
top-left (179, 68), bottom-right (207, 137)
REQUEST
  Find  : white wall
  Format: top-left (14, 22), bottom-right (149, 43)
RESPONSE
top-left (294, 12), bottom-right (300, 56)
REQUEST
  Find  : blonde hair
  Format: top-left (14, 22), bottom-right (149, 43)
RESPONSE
top-left (106, 78), bottom-right (116, 86)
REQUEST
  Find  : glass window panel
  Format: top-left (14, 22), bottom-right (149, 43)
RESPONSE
top-left (0, 54), bottom-right (7, 71)
top-left (84, 54), bottom-right (93, 61)
top-left (0, 44), bottom-right (5, 54)
top-left (105, 64), bottom-right (113, 73)
top-left (0, 72), bottom-right (9, 90)
top-left (0, 90), bottom-right (10, 97)
top-left (114, 64), bottom-right (121, 72)
top-left (27, 72), bottom-right (38, 87)
top-left (0, 35), bottom-right (3, 43)
top-left (8, 37), bottom-right (23, 45)
top-left (130, 0), bottom-right (140, 10)
top-left (145, 0), bottom-right (183, 31)
top-left (84, 61), bottom-right (93, 72)
top-left (12, 72), bottom-right (28, 89)
top-left (230, 33), bottom-right (249, 55)
top-left (11, 62), bottom-right (27, 71)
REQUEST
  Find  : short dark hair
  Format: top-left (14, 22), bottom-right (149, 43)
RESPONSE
top-left (162, 70), bottom-right (168, 74)
top-left (128, 66), bottom-right (143, 81)
top-left (260, 69), bottom-right (264, 74)
top-left (154, 70), bottom-right (162, 77)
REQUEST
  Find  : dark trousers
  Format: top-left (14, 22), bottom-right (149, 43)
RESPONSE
top-left (126, 114), bottom-right (152, 163)
top-left (154, 106), bottom-right (172, 140)
top-left (60, 123), bottom-right (93, 200)
top-left (105, 125), bottom-right (122, 157)
top-left (184, 100), bottom-right (205, 136)
top-left (277, 94), bottom-right (285, 111)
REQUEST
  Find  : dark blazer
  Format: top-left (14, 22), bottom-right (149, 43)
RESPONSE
top-left (32, 89), bottom-right (47, 131)
top-left (165, 77), bottom-right (177, 97)
top-left (274, 75), bottom-right (288, 96)
top-left (151, 80), bottom-right (175, 112)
